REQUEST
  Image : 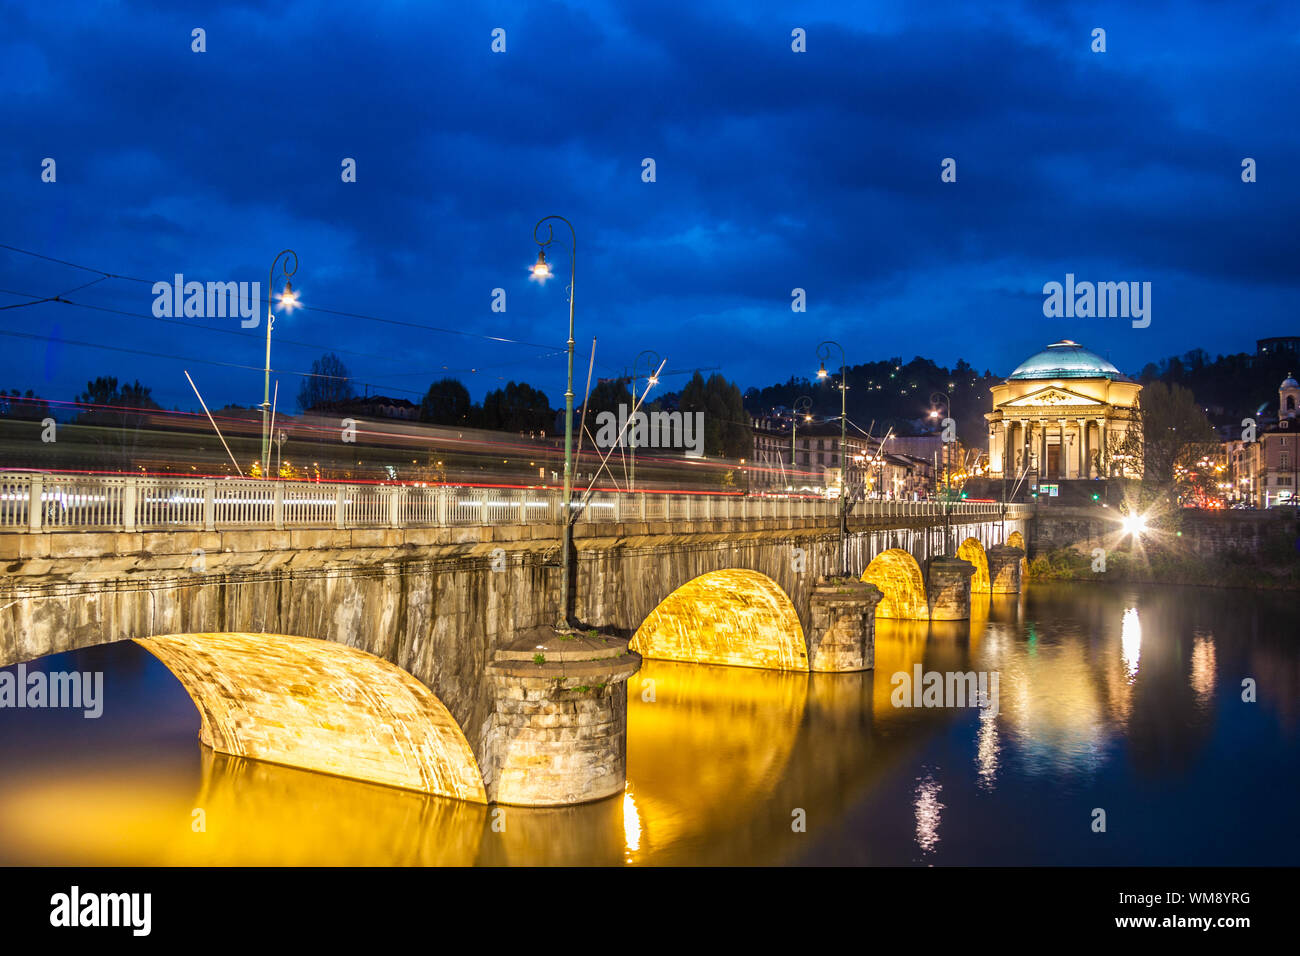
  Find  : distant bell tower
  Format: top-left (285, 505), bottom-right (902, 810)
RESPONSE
top-left (1280, 373), bottom-right (1300, 420)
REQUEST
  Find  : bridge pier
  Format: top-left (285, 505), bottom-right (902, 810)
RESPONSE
top-left (925, 557), bottom-right (976, 621)
top-left (807, 579), bottom-right (883, 672)
top-left (986, 545), bottom-right (1026, 593)
top-left (485, 629), bottom-right (641, 806)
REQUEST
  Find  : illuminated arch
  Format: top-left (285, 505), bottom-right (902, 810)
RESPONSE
top-left (1007, 530), bottom-right (1029, 580)
top-left (136, 632), bottom-right (486, 803)
top-left (957, 537), bottom-right (991, 593)
top-left (861, 549), bottom-right (927, 619)
top-left (631, 569), bottom-right (808, 671)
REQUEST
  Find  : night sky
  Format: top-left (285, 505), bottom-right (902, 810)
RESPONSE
top-left (2, 0), bottom-right (1297, 414)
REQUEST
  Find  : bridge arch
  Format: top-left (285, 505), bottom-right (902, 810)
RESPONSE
top-left (137, 632), bottom-right (487, 803)
top-left (957, 536), bottom-right (990, 593)
top-left (861, 549), bottom-right (927, 619)
top-left (630, 569), bottom-right (808, 671)
top-left (1007, 530), bottom-right (1029, 580)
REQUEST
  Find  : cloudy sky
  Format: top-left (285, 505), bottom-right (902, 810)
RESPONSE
top-left (1, 0), bottom-right (1297, 412)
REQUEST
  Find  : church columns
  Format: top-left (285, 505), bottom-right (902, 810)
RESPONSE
top-left (1058, 419), bottom-right (1067, 479)
top-left (1102, 418), bottom-right (1112, 478)
top-left (1078, 418), bottom-right (1087, 478)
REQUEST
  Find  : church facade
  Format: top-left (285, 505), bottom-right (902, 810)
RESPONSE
top-left (985, 340), bottom-right (1142, 481)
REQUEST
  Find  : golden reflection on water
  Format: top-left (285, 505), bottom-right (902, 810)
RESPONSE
top-left (1, 587), bottom-right (1267, 865)
top-left (0, 750), bottom-right (487, 866)
top-left (621, 659), bottom-right (808, 863)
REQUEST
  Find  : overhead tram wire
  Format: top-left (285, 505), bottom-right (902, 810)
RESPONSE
top-left (0, 241), bottom-right (600, 362)
top-left (0, 243), bottom-right (739, 399)
top-left (0, 287), bottom-right (576, 387)
top-left (0, 323), bottom-right (586, 401)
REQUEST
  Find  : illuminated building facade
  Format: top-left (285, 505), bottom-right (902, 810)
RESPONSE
top-left (985, 340), bottom-right (1142, 480)
top-left (1225, 373), bottom-right (1300, 507)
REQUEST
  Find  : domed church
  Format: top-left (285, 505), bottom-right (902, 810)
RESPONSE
top-left (985, 340), bottom-right (1142, 480)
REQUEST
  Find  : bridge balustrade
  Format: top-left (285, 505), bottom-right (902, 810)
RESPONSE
top-left (0, 472), bottom-right (1020, 534)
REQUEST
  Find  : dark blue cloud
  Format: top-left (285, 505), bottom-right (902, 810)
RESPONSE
top-left (1, 0), bottom-right (1297, 413)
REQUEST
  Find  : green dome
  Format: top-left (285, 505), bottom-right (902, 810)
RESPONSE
top-left (1009, 340), bottom-right (1122, 380)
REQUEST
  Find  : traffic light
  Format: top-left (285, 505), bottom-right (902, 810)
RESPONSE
top-left (1091, 493), bottom-right (1100, 501)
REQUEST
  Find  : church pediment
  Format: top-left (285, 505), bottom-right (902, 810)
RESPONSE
top-left (1002, 386), bottom-right (1102, 408)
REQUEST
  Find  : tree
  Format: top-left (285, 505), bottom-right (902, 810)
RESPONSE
top-left (73, 376), bottom-right (162, 468)
top-left (579, 379), bottom-right (633, 427)
top-left (420, 378), bottom-right (472, 425)
top-left (1138, 381), bottom-right (1217, 497)
top-left (0, 389), bottom-right (50, 421)
top-left (679, 371), bottom-right (749, 458)
top-left (298, 352), bottom-right (355, 411)
top-left (479, 381), bottom-right (552, 432)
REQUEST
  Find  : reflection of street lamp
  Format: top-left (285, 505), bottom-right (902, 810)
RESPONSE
top-left (816, 341), bottom-right (848, 574)
top-left (262, 250), bottom-right (299, 477)
top-left (791, 395), bottom-right (812, 488)
top-left (630, 349), bottom-right (659, 491)
top-left (532, 216), bottom-right (577, 628)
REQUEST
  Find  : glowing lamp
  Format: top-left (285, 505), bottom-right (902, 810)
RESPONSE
top-left (816, 361), bottom-right (827, 379)
top-left (530, 249), bottom-right (553, 282)
top-left (278, 280), bottom-right (299, 311)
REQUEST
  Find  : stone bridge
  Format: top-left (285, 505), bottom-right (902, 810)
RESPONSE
top-left (0, 472), bottom-right (1030, 809)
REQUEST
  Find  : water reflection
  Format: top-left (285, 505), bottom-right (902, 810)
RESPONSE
top-left (913, 769), bottom-right (944, 855)
top-left (1121, 607), bottom-right (1142, 680)
top-left (1, 584), bottom-right (1298, 865)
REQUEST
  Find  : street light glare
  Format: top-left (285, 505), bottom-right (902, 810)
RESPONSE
top-left (278, 281), bottom-right (299, 312)
top-left (530, 250), bottom-right (553, 282)
top-left (816, 362), bottom-right (827, 379)
top-left (1121, 513), bottom-right (1148, 537)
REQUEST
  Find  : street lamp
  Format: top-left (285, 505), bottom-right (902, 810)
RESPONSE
top-left (791, 395), bottom-right (812, 489)
top-left (262, 249), bottom-right (299, 477)
top-left (532, 216), bottom-right (577, 628)
top-left (630, 349), bottom-right (660, 491)
top-left (930, 390), bottom-right (952, 554)
top-left (816, 341), bottom-right (848, 575)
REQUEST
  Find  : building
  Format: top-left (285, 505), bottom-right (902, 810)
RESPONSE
top-left (885, 434), bottom-right (967, 488)
top-left (985, 340), bottom-right (1142, 481)
top-left (1225, 373), bottom-right (1300, 507)
top-left (329, 395), bottom-right (420, 420)
top-left (1257, 337), bottom-right (1300, 358)
top-left (750, 418), bottom-right (936, 499)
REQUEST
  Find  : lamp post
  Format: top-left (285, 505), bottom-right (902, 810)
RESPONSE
top-left (930, 390), bottom-right (952, 554)
top-left (531, 216), bottom-right (577, 629)
top-left (816, 341), bottom-right (848, 575)
top-left (791, 395), bottom-right (812, 489)
top-left (630, 349), bottom-right (660, 491)
top-left (261, 250), bottom-right (299, 478)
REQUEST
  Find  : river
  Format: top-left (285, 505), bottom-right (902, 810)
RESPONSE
top-left (1, 583), bottom-right (1295, 865)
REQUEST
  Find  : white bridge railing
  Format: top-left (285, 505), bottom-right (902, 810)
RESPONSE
top-left (0, 472), bottom-right (1019, 534)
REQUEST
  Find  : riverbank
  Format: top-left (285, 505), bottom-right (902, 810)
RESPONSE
top-left (1028, 542), bottom-right (1300, 590)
